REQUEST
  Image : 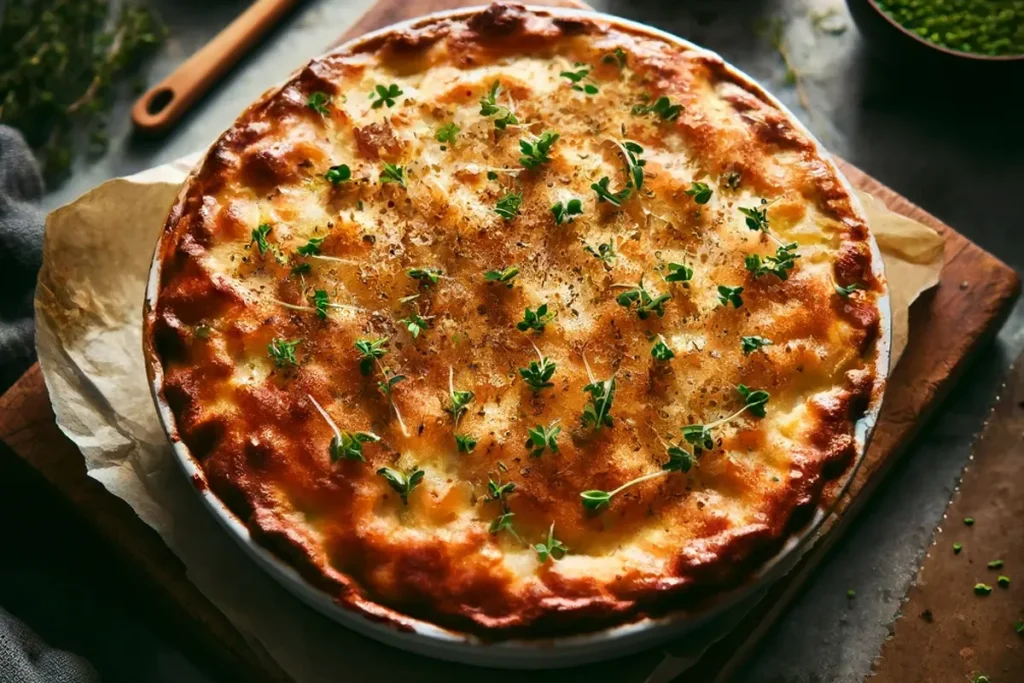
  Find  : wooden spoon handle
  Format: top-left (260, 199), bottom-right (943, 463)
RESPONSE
top-left (132, 0), bottom-right (301, 133)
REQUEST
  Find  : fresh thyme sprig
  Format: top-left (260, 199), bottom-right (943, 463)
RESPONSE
top-left (560, 63), bottom-right (599, 94)
top-left (519, 340), bottom-right (557, 392)
top-left (741, 336), bottom-right (773, 355)
top-left (267, 338), bottom-right (301, 367)
top-left (445, 366), bottom-right (475, 430)
top-left (377, 465), bottom-right (425, 505)
top-left (495, 190), bottom-right (523, 220)
top-left (354, 337), bottom-right (408, 435)
top-left (684, 181), bottom-right (713, 204)
top-left (580, 433), bottom-right (694, 512)
top-left (551, 198), bottom-right (583, 225)
top-left (591, 139), bottom-right (646, 205)
top-left (717, 285), bottom-right (744, 308)
top-left (631, 95), bottom-right (683, 121)
top-left (745, 243), bottom-right (800, 280)
top-left (581, 354), bottom-right (615, 432)
top-left (519, 132), bottom-right (559, 169)
top-left (369, 83), bottom-right (402, 108)
top-left (484, 265), bottom-right (520, 287)
top-left (479, 81), bottom-right (519, 129)
top-left (614, 278), bottom-right (671, 319)
top-left (534, 523), bottom-right (569, 563)
top-left (516, 304), bottom-right (555, 333)
top-left (526, 421), bottom-right (560, 458)
top-left (680, 384), bottom-right (770, 454)
top-left (307, 394), bottom-right (380, 463)
top-left (380, 163), bottom-right (406, 187)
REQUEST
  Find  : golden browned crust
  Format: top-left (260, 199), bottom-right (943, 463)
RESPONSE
top-left (145, 3), bottom-right (885, 638)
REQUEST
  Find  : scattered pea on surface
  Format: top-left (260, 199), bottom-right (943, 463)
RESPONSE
top-left (964, 517), bottom-right (975, 526)
top-left (974, 583), bottom-right (993, 596)
top-left (953, 542), bottom-right (963, 554)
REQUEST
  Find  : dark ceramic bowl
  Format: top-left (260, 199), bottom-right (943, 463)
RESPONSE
top-left (847, 0), bottom-right (1024, 73)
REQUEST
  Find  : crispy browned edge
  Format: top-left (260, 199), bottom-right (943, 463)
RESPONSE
top-left (143, 2), bottom-right (886, 640)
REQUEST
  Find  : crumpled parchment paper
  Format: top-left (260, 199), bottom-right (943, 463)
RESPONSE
top-left (33, 156), bottom-right (943, 683)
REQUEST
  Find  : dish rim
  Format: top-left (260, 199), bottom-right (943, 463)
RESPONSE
top-left (142, 3), bottom-right (892, 668)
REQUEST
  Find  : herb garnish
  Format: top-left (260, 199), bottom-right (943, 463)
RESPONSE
top-left (486, 464), bottom-right (523, 543)
top-left (354, 337), bottom-right (408, 434)
top-left (519, 132), bottom-right (559, 169)
top-left (397, 312), bottom-right (431, 338)
top-left (455, 434), bottom-right (478, 453)
top-left (581, 355), bottom-right (615, 432)
top-left (526, 421), bottom-right (560, 458)
top-left (311, 290), bottom-right (330, 319)
top-left (369, 83), bottom-right (402, 108)
top-left (681, 384), bottom-right (770, 454)
top-left (591, 176), bottom-right (631, 206)
top-left (664, 262), bottom-right (693, 283)
top-left (651, 335), bottom-right (675, 361)
top-left (479, 81), bottom-right (519, 129)
top-left (722, 171), bottom-right (742, 189)
top-left (685, 181), bottom-right (713, 204)
top-left (517, 304), bottom-right (555, 333)
top-left (307, 394), bottom-right (381, 464)
top-left (445, 366), bottom-right (475, 428)
top-left (745, 243), bottom-right (800, 280)
top-left (325, 164), bottom-right (351, 184)
top-left (495, 190), bottom-right (523, 220)
top-left (740, 199), bottom-right (772, 233)
top-left (489, 512), bottom-right (519, 539)
top-left (534, 523), bottom-right (569, 563)
top-left (407, 267), bottom-right (443, 285)
top-left (560, 64), bottom-right (598, 94)
top-left (551, 198), bottom-right (583, 225)
top-left (580, 443), bottom-right (693, 513)
top-left (267, 338), bottom-right (301, 367)
top-left (296, 237), bottom-right (324, 256)
top-left (484, 265), bottom-right (520, 287)
top-left (250, 223), bottom-right (274, 256)
top-left (741, 336), bottom-right (773, 355)
top-left (519, 342), bottom-right (557, 393)
top-left (435, 121), bottom-right (459, 148)
top-left (377, 466), bottom-right (425, 505)
top-left (616, 140), bottom-right (647, 191)
top-left (834, 282), bottom-right (864, 298)
top-left (307, 91), bottom-right (331, 115)
top-left (631, 95), bottom-right (683, 121)
top-left (584, 240), bottom-right (617, 267)
top-left (614, 278), bottom-right (671, 319)
top-left (380, 163), bottom-right (406, 187)
top-left (602, 48), bottom-right (627, 68)
top-left (717, 285), bottom-right (744, 308)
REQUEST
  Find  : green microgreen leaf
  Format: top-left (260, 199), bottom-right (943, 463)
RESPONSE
top-left (407, 267), bottom-right (442, 285)
top-left (834, 282), bottom-right (864, 297)
top-left (479, 81), bottom-right (519, 129)
top-left (311, 289), bottom-right (330, 319)
top-left (741, 336), bottom-right (774, 355)
top-left (602, 47), bottom-right (627, 68)
top-left (435, 121), bottom-right (459, 147)
top-left (534, 523), bottom-right (569, 563)
top-left (615, 279), bottom-right (671, 319)
top-left (526, 421), bottom-right (561, 458)
top-left (355, 337), bottom-right (389, 376)
top-left (580, 489), bottom-right (612, 512)
top-left (631, 95), bottom-right (683, 121)
top-left (307, 91), bottom-right (331, 115)
top-left (484, 265), bottom-right (520, 287)
top-left (685, 181), bottom-right (713, 204)
top-left (495, 190), bottom-right (523, 221)
top-left (519, 131), bottom-right (560, 169)
top-left (740, 198), bottom-right (771, 232)
top-left (663, 445), bottom-right (693, 473)
top-left (664, 262), bottom-right (693, 283)
top-left (745, 243), bottom-right (800, 281)
top-left (560, 64), bottom-right (599, 94)
top-left (737, 383), bottom-right (771, 418)
top-left (267, 338), bottom-right (301, 368)
top-left (296, 236), bottom-right (324, 256)
top-left (651, 336), bottom-right (675, 362)
top-left (325, 164), bottom-right (351, 184)
top-left (591, 176), bottom-right (631, 206)
top-left (291, 262), bottom-right (311, 276)
top-left (551, 198), bottom-right (583, 225)
top-left (489, 511), bottom-right (518, 537)
top-left (582, 376), bottom-right (615, 431)
top-left (618, 140), bottom-right (647, 190)
top-left (487, 477), bottom-right (516, 505)
top-left (681, 424), bottom-right (714, 453)
top-left (377, 372), bottom-right (406, 397)
top-left (519, 356), bottom-right (556, 392)
top-left (380, 162), bottom-right (406, 187)
top-left (398, 312), bottom-right (430, 339)
top-left (250, 223), bottom-right (273, 255)
top-left (369, 83), bottom-right (402, 108)
top-left (377, 465), bottom-right (424, 505)
top-left (446, 372), bottom-right (474, 423)
top-left (718, 284), bottom-right (744, 308)
top-left (584, 240), bottom-right (617, 267)
top-left (516, 304), bottom-right (555, 333)
top-left (455, 433), bottom-right (478, 453)
top-left (329, 430), bottom-right (380, 462)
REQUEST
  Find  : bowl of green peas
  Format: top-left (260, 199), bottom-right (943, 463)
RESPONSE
top-left (847, 0), bottom-right (1024, 67)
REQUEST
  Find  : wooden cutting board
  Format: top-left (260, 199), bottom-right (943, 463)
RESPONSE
top-left (0, 1), bottom-right (1019, 681)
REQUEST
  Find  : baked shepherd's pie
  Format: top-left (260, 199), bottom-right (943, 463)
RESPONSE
top-left (146, 3), bottom-right (886, 638)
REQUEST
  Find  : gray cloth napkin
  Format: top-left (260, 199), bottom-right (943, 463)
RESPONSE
top-left (0, 125), bottom-right (44, 394)
top-left (0, 608), bottom-right (99, 683)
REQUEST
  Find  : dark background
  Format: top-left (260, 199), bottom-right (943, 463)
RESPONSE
top-left (8, 1), bottom-right (1024, 681)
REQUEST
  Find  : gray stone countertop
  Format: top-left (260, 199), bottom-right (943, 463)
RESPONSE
top-left (30, 1), bottom-right (1024, 681)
